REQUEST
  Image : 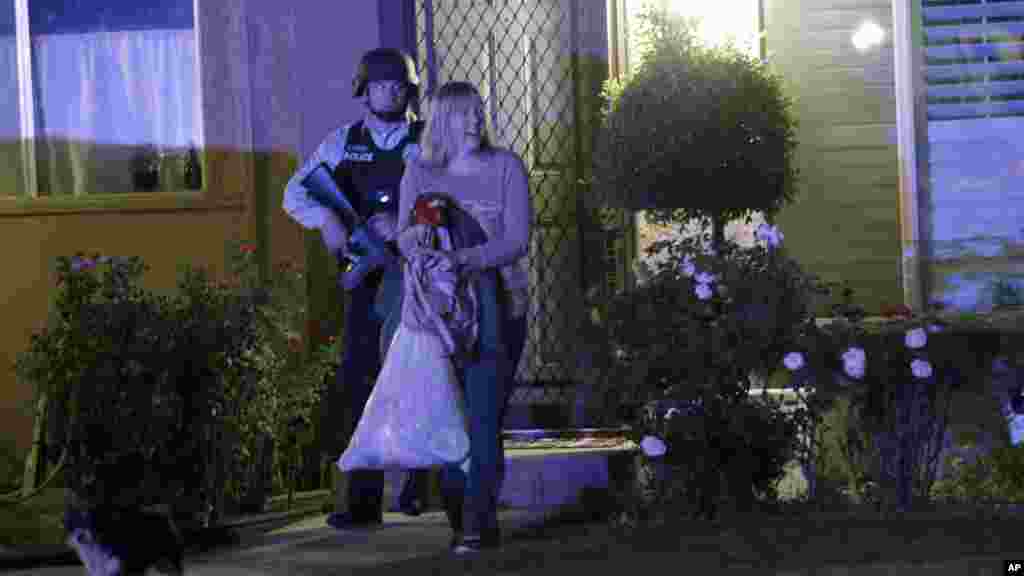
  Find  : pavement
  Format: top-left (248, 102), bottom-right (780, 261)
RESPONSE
top-left (3, 440), bottom-right (1015, 574)
top-left (0, 492), bottom-right (336, 572)
top-left (1, 507), bottom-right (552, 575)
top-left (3, 496), bottom-right (1016, 575)
top-left (0, 443), bottom-right (634, 574)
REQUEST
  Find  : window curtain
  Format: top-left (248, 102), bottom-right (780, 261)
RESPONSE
top-left (31, 28), bottom-right (199, 195)
top-left (1, 36), bottom-right (20, 195)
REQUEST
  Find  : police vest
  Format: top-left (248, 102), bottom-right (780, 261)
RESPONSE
top-left (332, 119), bottom-right (423, 221)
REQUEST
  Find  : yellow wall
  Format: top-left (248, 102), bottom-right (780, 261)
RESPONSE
top-left (0, 0), bottom-right (381, 462)
top-left (765, 0), bottom-right (903, 314)
top-left (0, 200), bottom-right (246, 454)
top-left (0, 147), bottom-right (316, 456)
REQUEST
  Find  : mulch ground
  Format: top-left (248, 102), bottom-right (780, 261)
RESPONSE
top-left (348, 506), bottom-right (1024, 575)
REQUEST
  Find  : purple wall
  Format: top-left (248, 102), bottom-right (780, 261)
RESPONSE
top-left (292, 2), bottom-right (382, 158)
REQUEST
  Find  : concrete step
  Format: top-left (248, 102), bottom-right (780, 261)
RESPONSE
top-left (498, 446), bottom-right (636, 509)
top-left (366, 433), bottom-right (638, 515)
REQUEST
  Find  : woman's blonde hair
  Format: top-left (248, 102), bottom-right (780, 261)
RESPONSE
top-left (418, 81), bottom-right (493, 167)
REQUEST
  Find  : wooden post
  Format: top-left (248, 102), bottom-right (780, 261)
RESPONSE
top-left (893, 0), bottom-right (929, 311)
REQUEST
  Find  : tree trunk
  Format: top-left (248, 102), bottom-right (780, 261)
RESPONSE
top-left (21, 393), bottom-right (48, 497)
top-left (711, 214), bottom-right (725, 254)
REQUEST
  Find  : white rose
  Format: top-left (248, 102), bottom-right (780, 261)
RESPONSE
top-left (640, 435), bottom-right (667, 458)
top-left (904, 328), bottom-right (927, 349)
top-left (783, 352), bottom-right (805, 371)
top-left (679, 257), bottom-right (696, 277)
top-left (842, 347), bottom-right (866, 364)
top-left (695, 283), bottom-right (713, 300)
top-left (844, 359), bottom-right (865, 379)
top-left (842, 347), bottom-right (866, 379)
top-left (664, 407), bottom-right (680, 421)
top-left (911, 358), bottom-right (933, 379)
top-left (695, 271), bottom-right (716, 285)
top-left (1008, 412), bottom-right (1024, 446)
top-left (756, 224), bottom-right (784, 247)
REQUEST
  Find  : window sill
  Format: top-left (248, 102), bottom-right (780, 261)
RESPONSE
top-left (0, 190), bottom-right (245, 217)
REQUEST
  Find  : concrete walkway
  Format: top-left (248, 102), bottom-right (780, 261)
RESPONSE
top-left (6, 508), bottom-right (1007, 569)
top-left (5, 508), bottom-right (1010, 575)
top-left (3, 508), bottom-right (549, 575)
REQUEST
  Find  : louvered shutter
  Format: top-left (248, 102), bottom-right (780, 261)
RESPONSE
top-left (924, 1), bottom-right (1024, 120)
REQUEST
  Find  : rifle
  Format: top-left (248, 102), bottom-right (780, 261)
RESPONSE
top-left (301, 163), bottom-right (395, 291)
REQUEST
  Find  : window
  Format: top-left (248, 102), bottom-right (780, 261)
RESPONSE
top-left (1, 1), bottom-right (22, 196)
top-left (4, 0), bottom-right (203, 198)
top-left (894, 1), bottom-right (1024, 310)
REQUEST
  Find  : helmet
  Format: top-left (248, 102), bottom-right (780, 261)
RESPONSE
top-left (353, 48), bottom-right (419, 99)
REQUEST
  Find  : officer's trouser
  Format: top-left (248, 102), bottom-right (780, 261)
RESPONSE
top-left (337, 277), bottom-right (427, 520)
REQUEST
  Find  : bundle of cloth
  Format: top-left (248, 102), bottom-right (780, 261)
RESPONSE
top-left (338, 194), bottom-right (477, 472)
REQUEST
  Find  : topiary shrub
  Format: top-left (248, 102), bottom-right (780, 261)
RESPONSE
top-left (593, 6), bottom-right (799, 250)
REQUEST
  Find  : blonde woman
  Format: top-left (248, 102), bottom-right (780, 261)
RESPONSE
top-left (397, 81), bottom-right (532, 554)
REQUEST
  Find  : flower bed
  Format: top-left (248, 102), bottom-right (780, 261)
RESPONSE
top-left (586, 212), bottom-right (1024, 525)
top-left (13, 243), bottom-right (337, 529)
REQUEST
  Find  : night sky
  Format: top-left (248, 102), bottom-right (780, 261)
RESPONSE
top-left (15, 0), bottom-right (195, 35)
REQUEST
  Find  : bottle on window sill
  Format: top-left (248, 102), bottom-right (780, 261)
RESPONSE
top-left (132, 145), bottom-right (161, 192)
top-left (184, 143), bottom-right (202, 191)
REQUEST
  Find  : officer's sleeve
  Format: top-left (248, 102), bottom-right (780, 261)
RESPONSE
top-left (282, 126), bottom-right (350, 232)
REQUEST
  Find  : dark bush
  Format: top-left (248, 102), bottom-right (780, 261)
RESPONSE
top-left (593, 7), bottom-right (798, 249)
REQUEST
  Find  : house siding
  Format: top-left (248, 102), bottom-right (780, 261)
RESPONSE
top-left (766, 0), bottom-right (903, 314)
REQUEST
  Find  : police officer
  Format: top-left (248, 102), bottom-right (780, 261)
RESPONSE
top-left (282, 48), bottom-right (428, 529)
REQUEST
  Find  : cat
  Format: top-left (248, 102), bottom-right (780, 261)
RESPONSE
top-left (65, 502), bottom-right (185, 576)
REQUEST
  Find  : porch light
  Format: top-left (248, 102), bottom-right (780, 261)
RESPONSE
top-left (852, 20), bottom-right (885, 52)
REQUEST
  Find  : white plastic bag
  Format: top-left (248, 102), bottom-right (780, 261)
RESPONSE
top-left (338, 324), bottom-right (470, 471)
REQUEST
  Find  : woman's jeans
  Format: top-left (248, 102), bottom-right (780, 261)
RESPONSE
top-left (439, 313), bottom-right (527, 538)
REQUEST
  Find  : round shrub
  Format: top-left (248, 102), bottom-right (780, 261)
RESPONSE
top-left (593, 7), bottom-right (799, 247)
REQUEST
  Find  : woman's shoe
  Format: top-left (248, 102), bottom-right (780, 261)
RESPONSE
top-left (452, 535), bottom-right (483, 555)
top-left (398, 498), bottom-right (423, 517)
top-left (451, 533), bottom-right (499, 555)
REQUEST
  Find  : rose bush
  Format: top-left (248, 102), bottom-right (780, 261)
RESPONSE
top-left (214, 241), bottom-right (335, 502)
top-left (13, 243), bottom-right (336, 522)
top-left (598, 223), bottom-right (833, 523)
top-left (782, 294), bottom-right (1024, 512)
top-left (14, 253), bottom-right (249, 522)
